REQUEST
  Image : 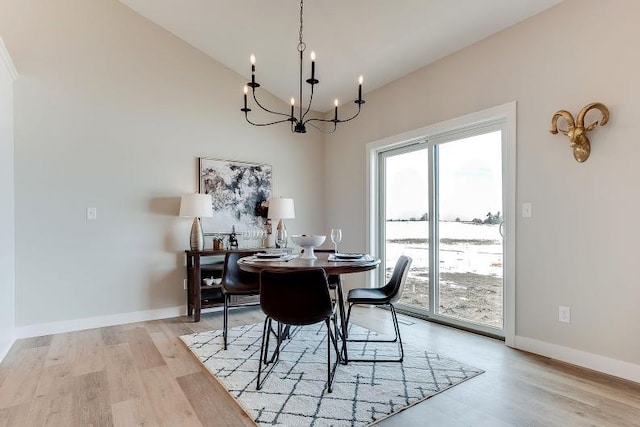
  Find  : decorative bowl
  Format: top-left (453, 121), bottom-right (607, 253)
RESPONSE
top-left (291, 234), bottom-right (326, 259)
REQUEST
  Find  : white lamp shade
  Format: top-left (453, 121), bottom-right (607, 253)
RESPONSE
top-left (268, 197), bottom-right (295, 219)
top-left (179, 193), bottom-right (213, 217)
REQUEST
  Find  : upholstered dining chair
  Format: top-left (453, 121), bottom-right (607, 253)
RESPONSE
top-left (345, 255), bottom-right (412, 362)
top-left (256, 268), bottom-right (340, 393)
top-left (221, 250), bottom-right (260, 350)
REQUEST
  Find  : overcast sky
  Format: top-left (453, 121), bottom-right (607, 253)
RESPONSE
top-left (385, 131), bottom-right (502, 221)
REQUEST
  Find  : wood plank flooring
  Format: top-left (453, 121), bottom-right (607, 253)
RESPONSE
top-left (0, 307), bottom-right (639, 426)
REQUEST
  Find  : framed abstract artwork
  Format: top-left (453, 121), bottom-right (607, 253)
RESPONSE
top-left (198, 157), bottom-right (272, 233)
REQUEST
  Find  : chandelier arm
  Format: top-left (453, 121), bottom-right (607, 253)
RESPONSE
top-left (303, 101), bottom-right (362, 126)
top-left (333, 104), bottom-right (363, 123)
top-left (244, 113), bottom-right (295, 127)
top-left (303, 118), bottom-right (334, 124)
top-left (303, 106), bottom-right (361, 126)
top-left (251, 89), bottom-right (292, 119)
top-left (306, 121), bottom-right (337, 134)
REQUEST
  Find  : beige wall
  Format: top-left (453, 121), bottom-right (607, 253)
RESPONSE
top-left (0, 38), bottom-right (16, 359)
top-left (0, 0), bottom-right (324, 329)
top-left (326, 0), bottom-right (640, 371)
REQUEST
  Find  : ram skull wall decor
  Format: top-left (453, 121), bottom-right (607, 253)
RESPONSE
top-left (550, 102), bottom-right (610, 163)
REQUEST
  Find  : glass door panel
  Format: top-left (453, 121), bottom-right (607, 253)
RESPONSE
top-left (436, 131), bottom-right (503, 329)
top-left (383, 148), bottom-right (430, 311)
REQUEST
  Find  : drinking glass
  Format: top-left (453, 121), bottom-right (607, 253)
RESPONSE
top-left (253, 229), bottom-right (261, 247)
top-left (256, 228), bottom-right (264, 248)
top-left (330, 228), bottom-right (342, 254)
top-left (258, 229), bottom-right (266, 248)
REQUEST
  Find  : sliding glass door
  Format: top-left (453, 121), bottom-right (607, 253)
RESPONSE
top-left (378, 124), bottom-right (505, 335)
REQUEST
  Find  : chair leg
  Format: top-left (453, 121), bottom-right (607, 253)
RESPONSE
top-left (326, 319), bottom-right (331, 392)
top-left (389, 304), bottom-right (404, 362)
top-left (326, 317), bottom-right (339, 393)
top-left (274, 322), bottom-right (283, 363)
top-left (341, 302), bottom-right (355, 363)
top-left (223, 294), bottom-right (229, 350)
top-left (346, 302), bottom-right (354, 333)
top-left (263, 319), bottom-right (272, 364)
top-left (335, 278), bottom-right (349, 364)
top-left (257, 318), bottom-right (284, 390)
top-left (345, 303), bottom-right (404, 362)
top-left (257, 317), bottom-right (270, 390)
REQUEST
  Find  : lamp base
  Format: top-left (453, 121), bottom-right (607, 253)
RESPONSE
top-left (275, 219), bottom-right (288, 248)
top-left (189, 217), bottom-right (204, 251)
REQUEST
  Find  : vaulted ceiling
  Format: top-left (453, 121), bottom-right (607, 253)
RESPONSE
top-left (120, 0), bottom-right (563, 112)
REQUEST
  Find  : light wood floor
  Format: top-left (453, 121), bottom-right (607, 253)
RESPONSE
top-left (1, 307), bottom-right (639, 426)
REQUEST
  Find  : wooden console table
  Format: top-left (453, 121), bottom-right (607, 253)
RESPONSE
top-left (185, 248), bottom-right (262, 322)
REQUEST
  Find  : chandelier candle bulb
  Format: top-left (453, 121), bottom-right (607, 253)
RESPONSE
top-left (358, 75), bottom-right (363, 102)
top-left (243, 86), bottom-right (248, 110)
top-left (334, 99), bottom-right (338, 121)
top-left (290, 97), bottom-right (295, 118)
top-left (310, 51), bottom-right (316, 80)
top-left (250, 54), bottom-right (256, 85)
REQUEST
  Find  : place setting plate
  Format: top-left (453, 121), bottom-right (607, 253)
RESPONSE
top-left (256, 252), bottom-right (287, 259)
top-left (249, 252), bottom-right (298, 262)
top-left (329, 253), bottom-right (370, 261)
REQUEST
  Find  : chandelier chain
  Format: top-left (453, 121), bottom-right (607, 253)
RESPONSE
top-left (298, 0), bottom-right (305, 52)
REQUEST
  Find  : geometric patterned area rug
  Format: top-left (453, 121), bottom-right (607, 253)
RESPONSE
top-left (180, 322), bottom-right (483, 427)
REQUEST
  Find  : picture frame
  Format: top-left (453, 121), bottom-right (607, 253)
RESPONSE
top-left (198, 157), bottom-right (272, 234)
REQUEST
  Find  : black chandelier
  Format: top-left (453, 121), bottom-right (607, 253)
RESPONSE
top-left (241, 0), bottom-right (365, 134)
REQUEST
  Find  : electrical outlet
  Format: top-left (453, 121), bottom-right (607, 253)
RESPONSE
top-left (183, 279), bottom-right (187, 290)
top-left (87, 207), bottom-right (97, 220)
top-left (559, 305), bottom-right (571, 323)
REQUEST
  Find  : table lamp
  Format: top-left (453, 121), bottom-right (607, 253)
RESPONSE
top-left (267, 197), bottom-right (295, 248)
top-left (179, 193), bottom-right (213, 251)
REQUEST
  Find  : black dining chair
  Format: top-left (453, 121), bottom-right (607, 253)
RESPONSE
top-left (256, 268), bottom-right (340, 393)
top-left (345, 255), bottom-right (412, 362)
top-left (221, 250), bottom-right (261, 350)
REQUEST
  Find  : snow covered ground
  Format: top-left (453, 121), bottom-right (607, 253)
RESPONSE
top-left (384, 221), bottom-right (503, 329)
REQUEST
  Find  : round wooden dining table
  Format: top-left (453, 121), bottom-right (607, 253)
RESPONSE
top-left (238, 251), bottom-right (380, 363)
top-left (237, 251), bottom-right (380, 275)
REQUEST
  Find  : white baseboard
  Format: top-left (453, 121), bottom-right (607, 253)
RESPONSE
top-left (15, 306), bottom-right (186, 339)
top-left (513, 335), bottom-right (640, 384)
top-left (0, 338), bottom-right (15, 364)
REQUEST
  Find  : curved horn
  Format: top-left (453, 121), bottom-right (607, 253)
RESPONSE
top-left (550, 110), bottom-right (575, 135)
top-left (576, 102), bottom-right (610, 129)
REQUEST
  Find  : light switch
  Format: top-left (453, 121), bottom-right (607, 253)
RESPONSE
top-left (87, 207), bottom-right (97, 220)
top-left (522, 202), bottom-right (532, 218)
